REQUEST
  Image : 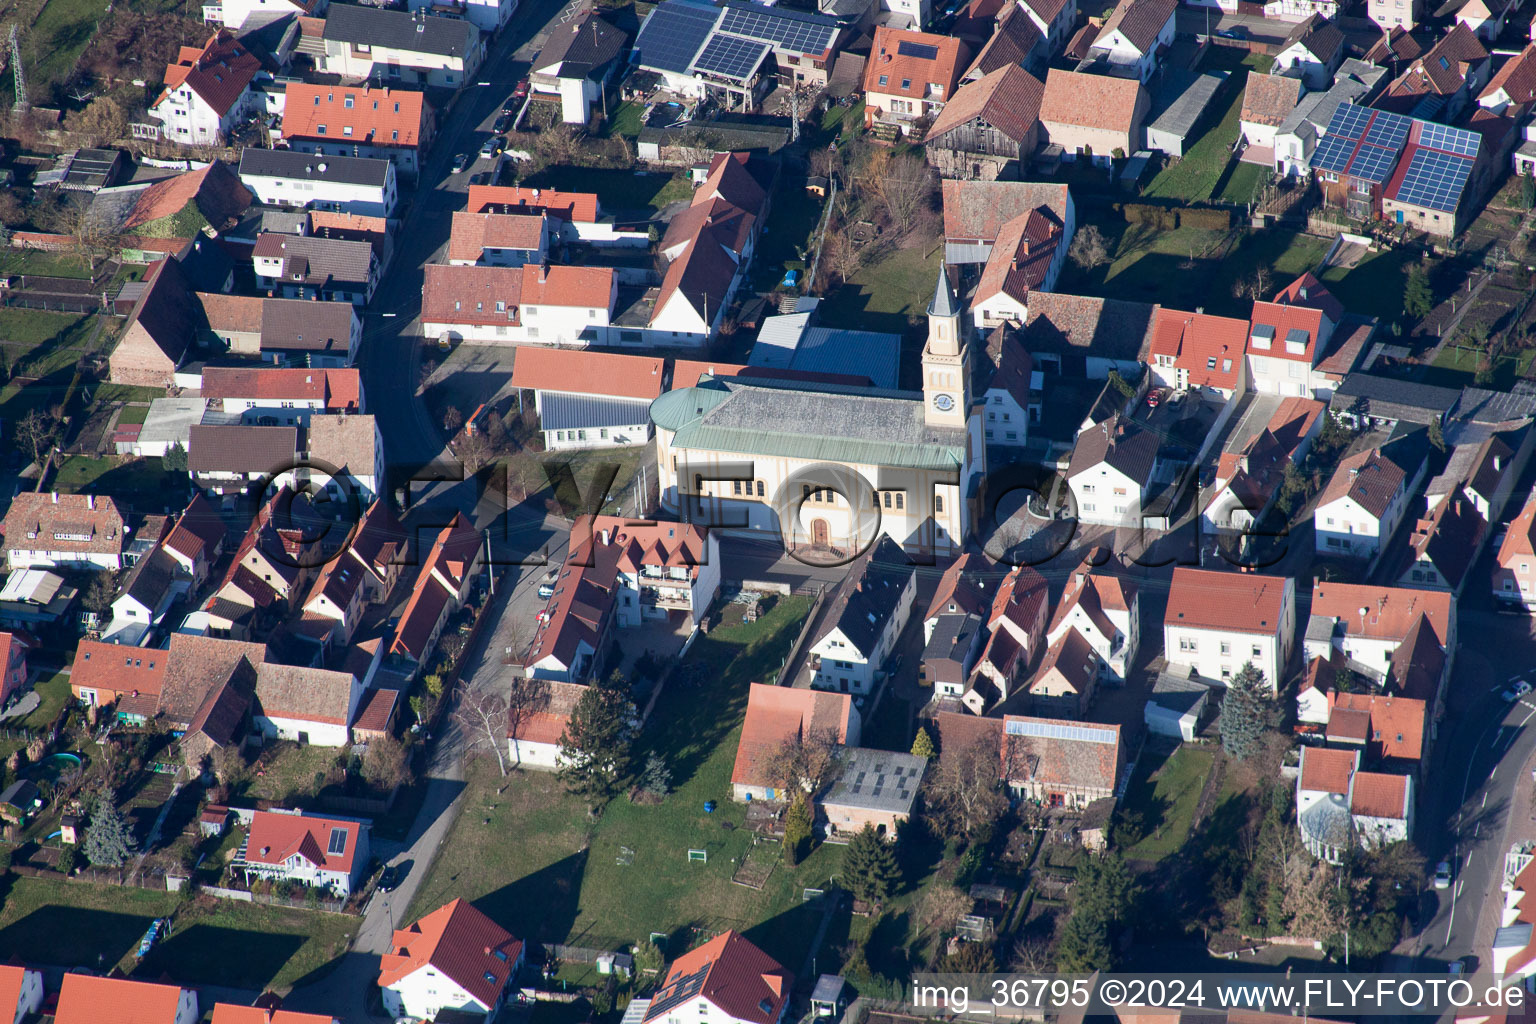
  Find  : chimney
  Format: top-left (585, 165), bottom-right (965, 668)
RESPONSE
top-left (539, 264), bottom-right (548, 283)
top-left (50, 492), bottom-right (57, 504)
top-left (1299, 283), bottom-right (1309, 300)
top-left (87, 495), bottom-right (95, 510)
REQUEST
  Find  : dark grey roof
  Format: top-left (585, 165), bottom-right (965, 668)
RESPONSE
top-left (254, 232), bottom-right (374, 288)
top-left (637, 115), bottom-right (791, 153)
top-left (921, 611), bottom-right (982, 684)
top-left (1149, 670), bottom-right (1212, 716)
top-left (928, 267), bottom-right (960, 319)
top-left (823, 534), bottom-right (916, 658)
top-left (540, 393), bottom-right (653, 431)
top-left (1278, 12), bottom-right (1344, 63)
top-left (1066, 414), bottom-right (1160, 483)
top-left (534, 10), bottom-right (627, 79)
top-left (1331, 373), bottom-right (1460, 423)
top-left (179, 235), bottom-right (235, 294)
top-left (821, 746), bottom-right (926, 813)
top-left (260, 298), bottom-right (356, 353)
top-left (122, 547), bottom-right (178, 606)
top-left (188, 424), bottom-right (299, 474)
top-left (239, 147), bottom-right (392, 187)
top-left (1452, 384), bottom-right (1536, 426)
top-left (322, 4), bottom-right (478, 58)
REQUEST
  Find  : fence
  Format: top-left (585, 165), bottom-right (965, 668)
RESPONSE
top-left (11, 862), bottom-right (170, 890)
top-left (319, 786), bottom-right (398, 816)
top-left (771, 582), bottom-right (828, 685)
top-left (197, 882), bottom-right (353, 915)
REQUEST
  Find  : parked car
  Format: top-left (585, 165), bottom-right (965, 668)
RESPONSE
top-left (469, 171), bottom-right (491, 186)
top-left (511, 78), bottom-right (529, 102)
top-left (1434, 860), bottom-right (1452, 890)
top-left (537, 583), bottom-right (556, 600)
top-left (451, 152), bottom-right (470, 173)
top-left (493, 112), bottom-right (514, 133)
top-left (479, 137), bottom-right (504, 160)
top-left (1147, 387), bottom-right (1165, 408)
top-left (1217, 24), bottom-right (1249, 38)
top-left (1504, 680), bottom-right (1533, 701)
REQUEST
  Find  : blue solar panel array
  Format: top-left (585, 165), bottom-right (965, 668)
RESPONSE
top-left (1392, 147), bottom-right (1473, 212)
top-left (719, 2), bottom-right (838, 54)
top-left (1311, 102), bottom-right (1411, 184)
top-left (633, 0), bottom-right (719, 74)
top-left (692, 32), bottom-right (770, 80)
top-left (1417, 121), bottom-right (1479, 158)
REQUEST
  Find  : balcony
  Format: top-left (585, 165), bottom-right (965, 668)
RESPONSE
top-left (640, 587), bottom-right (691, 610)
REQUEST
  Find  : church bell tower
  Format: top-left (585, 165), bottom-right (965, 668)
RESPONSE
top-left (923, 266), bottom-right (970, 429)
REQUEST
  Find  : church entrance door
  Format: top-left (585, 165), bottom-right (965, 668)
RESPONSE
top-left (811, 519), bottom-right (829, 547)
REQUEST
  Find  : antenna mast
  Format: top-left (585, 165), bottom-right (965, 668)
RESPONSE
top-left (9, 26), bottom-right (26, 114)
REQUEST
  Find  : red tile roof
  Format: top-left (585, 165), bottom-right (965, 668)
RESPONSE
top-left (422, 264), bottom-right (521, 326)
top-left (201, 367), bottom-right (362, 410)
top-left (1164, 567), bottom-right (1288, 635)
top-left (1272, 271), bottom-right (1345, 324)
top-left (1298, 745), bottom-right (1356, 794)
top-left (70, 639), bottom-right (169, 703)
top-left (1498, 489), bottom-right (1536, 566)
top-left (126, 162), bottom-right (252, 232)
top-left (1040, 68), bottom-right (1146, 134)
top-left (282, 84), bottom-right (427, 149)
top-left (643, 930), bottom-right (791, 1024)
top-left (1316, 448), bottom-right (1406, 520)
top-left (1149, 308), bottom-right (1249, 390)
top-left (164, 492), bottom-right (227, 566)
top-left (508, 679), bottom-right (585, 746)
top-left (865, 27), bottom-right (968, 101)
top-left (159, 30), bottom-right (263, 116)
top-left (467, 184), bottom-right (599, 222)
top-left (1331, 690), bottom-right (1425, 761)
top-left (0, 966), bottom-right (33, 1020)
top-left (448, 211), bottom-right (547, 263)
top-left (379, 899), bottom-right (523, 1010)
top-left (669, 359), bottom-right (750, 389)
top-left (1248, 300), bottom-right (1325, 363)
top-left (518, 262), bottom-right (614, 309)
top-left (1308, 580), bottom-right (1449, 644)
top-left (56, 975), bottom-right (188, 1024)
top-left (2, 492), bottom-right (126, 559)
top-left (732, 683), bottom-right (854, 787)
top-left (974, 206), bottom-right (1063, 307)
top-left (211, 1005), bottom-right (338, 1024)
top-left (244, 810), bottom-right (362, 875)
top-left (1350, 770), bottom-right (1409, 818)
top-left (1481, 43), bottom-right (1536, 108)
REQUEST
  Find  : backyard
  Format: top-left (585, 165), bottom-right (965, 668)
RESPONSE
top-left (1142, 52), bottom-right (1273, 206)
top-left (407, 596), bottom-right (848, 968)
top-left (0, 875), bottom-right (357, 991)
top-left (816, 243), bottom-right (944, 336)
top-left (51, 455), bottom-right (187, 517)
top-left (1117, 744), bottom-right (1216, 862)
top-left (516, 166), bottom-right (693, 218)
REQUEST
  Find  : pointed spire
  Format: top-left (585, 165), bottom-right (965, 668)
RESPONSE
top-left (927, 265), bottom-right (958, 319)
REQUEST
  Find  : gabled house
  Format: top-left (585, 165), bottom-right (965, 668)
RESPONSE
top-left (467, 184), bottom-right (640, 248)
top-left (962, 5), bottom-right (1046, 82)
top-left (1201, 397), bottom-right (1325, 537)
top-left (161, 493), bottom-right (228, 586)
top-left (1002, 714), bottom-right (1122, 808)
top-left (0, 633), bottom-right (30, 708)
top-left (320, 6), bottom-right (483, 90)
top-left (642, 931), bottom-right (792, 1024)
top-left (1018, 0), bottom-right (1077, 52)
top-left (1328, 373), bottom-right (1459, 430)
top-left (388, 513), bottom-right (482, 677)
top-left (1148, 306), bottom-right (1250, 399)
top-left (531, 10), bottom-right (628, 124)
top-left (731, 683), bottom-right (860, 802)
top-left (1296, 745), bottom-right (1412, 862)
top-left (1494, 488), bottom-right (1536, 609)
top-left (862, 27), bottom-right (969, 137)
top-left (202, 367), bottom-right (364, 424)
top-left (238, 148), bottom-right (399, 218)
top-left (505, 679), bottom-right (586, 769)
top-left (941, 179), bottom-right (1075, 264)
top-left (104, 547), bottom-right (183, 643)
top-left (1457, 0), bottom-right (1515, 42)
top-left (1314, 447), bottom-right (1413, 559)
top-left (965, 562), bottom-right (1052, 711)
top-left (188, 423), bottom-right (300, 496)
top-left (1271, 14), bottom-right (1345, 91)
top-left (211, 1004), bottom-right (339, 1024)
top-left (240, 809), bottom-right (369, 895)
top-left (198, 291), bottom-right (362, 367)
top-left (300, 498), bottom-right (402, 643)
top-left (305, 413), bottom-right (385, 503)
top-left (448, 211), bottom-right (549, 266)
top-left (971, 205), bottom-right (1068, 329)
top-left (922, 553), bottom-right (1046, 710)
top-left (109, 256), bottom-right (197, 388)
top-left (1380, 119), bottom-right (1485, 239)
top-left (68, 639), bottom-right (169, 719)
top-left (1317, 690), bottom-right (1426, 773)
top-left (422, 263), bottom-right (618, 346)
top-left (2, 493), bottom-right (126, 571)
top-left (509, 348), bottom-right (663, 450)
top-left (1241, 72), bottom-right (1304, 154)
top-left (1479, 44), bottom-right (1536, 116)
top-left (253, 232), bottom-right (380, 305)
top-left (1046, 550), bottom-right (1139, 682)
top-left (380, 899), bottom-right (525, 1022)
top-left (0, 966), bottom-right (43, 1024)
top-left (1368, 0), bottom-right (1422, 29)
top-left (1311, 101), bottom-right (1412, 221)
top-left (253, 663), bottom-right (362, 745)
top-left (1246, 297), bottom-right (1334, 398)
top-left (55, 976), bottom-right (197, 1024)
top-left (1083, 0), bottom-right (1176, 82)
top-left (924, 63), bottom-right (1045, 181)
top-left (281, 84), bottom-right (434, 178)
top-left (1026, 627), bottom-right (1101, 717)
top-left (1398, 486), bottom-right (1488, 594)
top-left (979, 327), bottom-right (1035, 447)
top-left (1164, 567), bottom-right (1295, 691)
top-left (149, 30), bottom-right (266, 146)
top-left (1038, 68), bottom-right (1148, 163)
top-left (1065, 413), bottom-right (1161, 528)
top-left (807, 535), bottom-right (917, 695)
top-left (1377, 23), bottom-right (1490, 121)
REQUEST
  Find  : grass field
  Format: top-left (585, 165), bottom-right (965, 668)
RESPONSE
top-left (816, 243), bottom-right (943, 335)
top-left (1119, 745), bottom-right (1215, 861)
top-left (605, 101), bottom-right (643, 138)
top-left (117, 404), bottom-right (150, 425)
top-left (407, 597), bottom-right (843, 968)
top-left (22, 0), bottom-right (102, 106)
top-left (518, 166), bottom-right (692, 216)
top-left (752, 181), bottom-right (824, 290)
top-left (1142, 53), bottom-right (1271, 205)
top-left (20, 673), bottom-right (72, 731)
top-left (0, 309), bottom-right (96, 421)
top-left (1320, 246), bottom-right (1419, 324)
top-left (51, 455), bottom-right (186, 515)
top-left (0, 250), bottom-right (94, 280)
top-left (92, 383), bottom-right (167, 404)
top-left (0, 875), bottom-right (356, 990)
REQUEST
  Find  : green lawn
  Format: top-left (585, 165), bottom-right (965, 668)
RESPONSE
top-left (117, 404), bottom-right (150, 425)
top-left (22, 0), bottom-right (102, 106)
top-left (0, 874), bottom-right (356, 991)
top-left (408, 597), bottom-right (839, 968)
top-left (20, 672), bottom-right (72, 730)
top-left (752, 182), bottom-right (825, 290)
top-left (0, 309), bottom-right (97, 421)
top-left (605, 101), bottom-right (643, 139)
top-left (239, 743), bottom-right (347, 806)
top-left (92, 383), bottom-right (167, 404)
top-left (0, 308), bottom-right (90, 349)
top-left (519, 166), bottom-right (692, 216)
top-left (1119, 745), bottom-right (1215, 861)
top-left (1320, 246), bottom-right (1420, 323)
top-left (1142, 54), bottom-right (1271, 204)
top-left (51, 455), bottom-right (187, 515)
top-left (1060, 221), bottom-right (1329, 316)
top-left (0, 250), bottom-right (94, 280)
top-left (816, 243), bottom-right (943, 335)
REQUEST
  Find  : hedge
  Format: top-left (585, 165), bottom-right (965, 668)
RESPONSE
top-left (1180, 207), bottom-right (1233, 231)
top-left (1124, 204), bottom-right (1177, 229)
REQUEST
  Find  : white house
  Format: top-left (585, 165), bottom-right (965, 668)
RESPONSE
top-left (379, 899), bottom-right (525, 1022)
top-left (971, 207), bottom-right (1069, 331)
top-left (253, 233), bottom-right (380, 306)
top-left (1241, 71), bottom-right (1305, 153)
top-left (1246, 300), bottom-right (1335, 398)
top-left (1304, 581), bottom-right (1455, 682)
top-left (421, 263), bottom-right (617, 346)
top-left (808, 535), bottom-right (917, 695)
top-left (1064, 414), bottom-right (1161, 528)
top-left (507, 679), bottom-right (586, 770)
top-left (1085, 0), bottom-right (1177, 83)
top-left (238, 148), bottom-right (399, 218)
top-left (201, 367), bottom-right (364, 425)
top-left (406, 0), bottom-right (514, 33)
top-left (1046, 553), bottom-right (1139, 683)
top-left (56, 977), bottom-right (197, 1024)
top-left (642, 930), bottom-right (791, 1024)
top-left (205, 0), bottom-right (324, 29)
top-left (508, 348), bottom-right (661, 451)
top-left (1270, 14), bottom-right (1345, 92)
top-left (148, 31), bottom-right (265, 146)
top-left (321, 6), bottom-right (484, 90)
top-left (981, 329), bottom-right (1035, 449)
top-left (239, 811), bottom-right (369, 895)
top-left (103, 548), bottom-right (183, 644)
top-left (1314, 448), bottom-right (1411, 558)
top-left (305, 414), bottom-right (386, 505)
top-left (1296, 746), bottom-right (1412, 862)
top-left (2, 493), bottom-right (127, 571)
top-left (530, 10), bottom-right (627, 124)
top-left (1164, 567), bottom-right (1295, 691)
top-left (0, 966), bottom-right (43, 1024)
top-left (448, 211), bottom-right (549, 267)
top-left (1200, 397), bottom-right (1324, 537)
top-left (254, 664), bottom-right (363, 746)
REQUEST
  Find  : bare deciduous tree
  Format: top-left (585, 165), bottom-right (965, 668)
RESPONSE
top-left (453, 686), bottom-right (511, 779)
top-left (14, 409), bottom-right (59, 472)
top-left (927, 735), bottom-right (1008, 840)
top-left (763, 726), bottom-right (843, 798)
top-left (919, 883), bottom-right (972, 935)
top-left (1010, 935), bottom-right (1053, 973)
top-left (63, 195), bottom-right (117, 272)
top-left (875, 154), bottom-right (935, 235)
top-left (824, 231), bottom-right (863, 286)
top-left (1068, 224), bottom-right (1111, 271)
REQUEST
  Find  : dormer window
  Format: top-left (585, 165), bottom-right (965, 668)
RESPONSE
top-left (344, 96), bottom-right (354, 108)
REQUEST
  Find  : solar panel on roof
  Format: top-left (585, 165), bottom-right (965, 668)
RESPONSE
top-left (634, 1), bottom-right (720, 74)
top-left (327, 827), bottom-right (348, 856)
top-left (648, 965), bottom-right (711, 1018)
top-left (1392, 146), bottom-right (1473, 212)
top-left (718, 3), bottom-right (837, 54)
top-left (1312, 132), bottom-right (1356, 174)
top-left (1351, 144), bottom-right (1398, 184)
top-left (897, 39), bottom-right (940, 59)
top-left (692, 32), bottom-right (770, 80)
top-left (1417, 120), bottom-right (1479, 157)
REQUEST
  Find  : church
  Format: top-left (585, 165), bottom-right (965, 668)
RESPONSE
top-left (648, 270), bottom-right (989, 559)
